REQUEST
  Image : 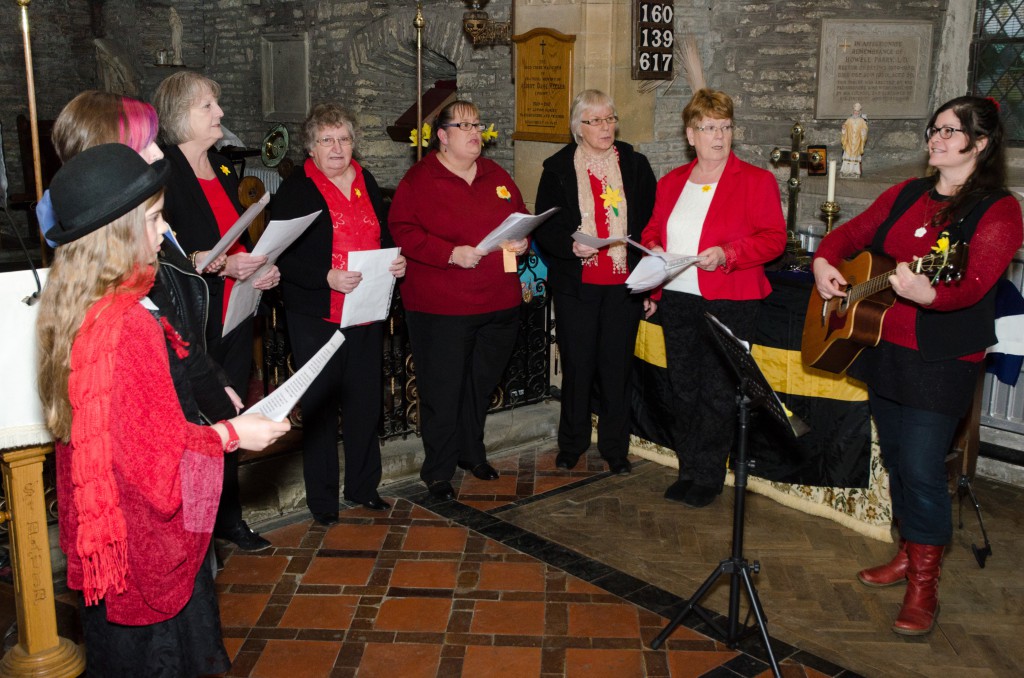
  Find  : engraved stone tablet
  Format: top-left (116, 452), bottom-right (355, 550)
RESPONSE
top-left (816, 20), bottom-right (933, 119)
top-left (512, 28), bottom-right (575, 143)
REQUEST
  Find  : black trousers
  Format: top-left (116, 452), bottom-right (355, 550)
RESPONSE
top-left (406, 308), bottom-right (519, 483)
top-left (287, 313), bottom-right (384, 511)
top-left (207, 316), bottom-right (253, 532)
top-left (660, 291), bottom-right (759, 490)
top-left (553, 284), bottom-right (643, 461)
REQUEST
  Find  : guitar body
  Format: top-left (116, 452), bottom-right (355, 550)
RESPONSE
top-left (802, 251), bottom-right (898, 374)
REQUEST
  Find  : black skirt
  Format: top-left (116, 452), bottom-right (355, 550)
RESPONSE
top-left (80, 561), bottom-right (229, 678)
top-left (848, 340), bottom-right (981, 418)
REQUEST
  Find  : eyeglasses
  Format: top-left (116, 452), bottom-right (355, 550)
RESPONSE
top-left (442, 122), bottom-right (487, 132)
top-left (694, 123), bottom-right (734, 135)
top-left (925, 125), bottom-right (965, 140)
top-left (316, 136), bottom-right (354, 147)
top-left (580, 115), bottom-right (619, 127)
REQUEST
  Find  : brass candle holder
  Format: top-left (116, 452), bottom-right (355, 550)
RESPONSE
top-left (821, 200), bottom-right (841, 233)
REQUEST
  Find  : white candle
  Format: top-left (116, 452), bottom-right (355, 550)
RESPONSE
top-left (826, 160), bottom-right (837, 203)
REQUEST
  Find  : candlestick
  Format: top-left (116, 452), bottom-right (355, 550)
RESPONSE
top-left (821, 200), bottom-right (841, 234)
top-left (826, 160), bottom-right (837, 203)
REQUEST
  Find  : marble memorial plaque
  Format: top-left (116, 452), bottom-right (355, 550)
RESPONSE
top-left (512, 28), bottom-right (575, 143)
top-left (816, 20), bottom-right (933, 119)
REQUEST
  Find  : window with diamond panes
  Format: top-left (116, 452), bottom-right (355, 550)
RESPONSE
top-left (971, 1), bottom-right (1024, 143)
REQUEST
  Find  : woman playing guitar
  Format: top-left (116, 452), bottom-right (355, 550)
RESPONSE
top-left (812, 96), bottom-right (1022, 637)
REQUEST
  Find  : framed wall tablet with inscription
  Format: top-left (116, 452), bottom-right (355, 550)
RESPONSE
top-left (512, 28), bottom-right (575, 143)
top-left (816, 20), bottom-right (933, 119)
top-left (632, 0), bottom-right (674, 80)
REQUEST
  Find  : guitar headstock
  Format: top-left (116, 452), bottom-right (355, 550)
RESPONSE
top-left (910, 233), bottom-right (964, 285)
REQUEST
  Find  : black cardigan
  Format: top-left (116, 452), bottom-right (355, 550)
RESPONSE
top-left (160, 145), bottom-right (248, 340)
top-left (273, 162), bottom-right (391, 319)
top-left (533, 141), bottom-right (657, 298)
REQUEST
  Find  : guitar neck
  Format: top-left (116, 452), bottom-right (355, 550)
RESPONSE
top-left (847, 253), bottom-right (945, 305)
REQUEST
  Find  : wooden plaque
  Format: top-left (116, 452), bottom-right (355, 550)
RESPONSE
top-left (632, 0), bottom-right (675, 80)
top-left (512, 28), bottom-right (575, 143)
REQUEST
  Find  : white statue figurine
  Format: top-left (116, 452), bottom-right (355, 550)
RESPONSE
top-left (169, 8), bottom-right (184, 66)
top-left (840, 103), bottom-right (868, 178)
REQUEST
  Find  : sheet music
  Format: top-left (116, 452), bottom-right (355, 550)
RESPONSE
top-left (222, 210), bottom-right (321, 337)
top-left (625, 253), bottom-right (701, 293)
top-left (244, 331), bottom-right (345, 422)
top-left (476, 207), bottom-right (560, 253)
top-left (195, 193), bottom-right (270, 271)
top-left (571, 231), bottom-right (628, 249)
top-left (339, 247), bottom-right (400, 329)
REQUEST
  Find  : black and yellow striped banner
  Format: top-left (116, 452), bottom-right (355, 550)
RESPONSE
top-left (630, 274), bottom-right (872, 488)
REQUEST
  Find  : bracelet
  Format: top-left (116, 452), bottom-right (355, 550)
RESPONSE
top-left (189, 251), bottom-right (200, 270)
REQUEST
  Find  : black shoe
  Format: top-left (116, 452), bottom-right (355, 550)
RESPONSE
top-left (664, 478), bottom-right (694, 503)
top-left (426, 480), bottom-right (456, 500)
top-left (555, 451), bottom-right (580, 470)
top-left (608, 459), bottom-right (632, 475)
top-left (458, 460), bottom-right (499, 480)
top-left (358, 497), bottom-right (391, 511)
top-left (311, 511), bottom-right (339, 526)
top-left (215, 521), bottom-right (271, 552)
top-left (681, 484), bottom-right (721, 509)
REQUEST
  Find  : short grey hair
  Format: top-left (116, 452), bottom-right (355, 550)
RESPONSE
top-left (569, 89), bottom-right (617, 143)
top-left (302, 103), bottom-right (359, 154)
top-left (153, 71), bottom-right (222, 146)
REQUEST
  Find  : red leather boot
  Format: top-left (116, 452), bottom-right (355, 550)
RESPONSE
top-left (857, 538), bottom-right (908, 587)
top-left (892, 542), bottom-right (943, 635)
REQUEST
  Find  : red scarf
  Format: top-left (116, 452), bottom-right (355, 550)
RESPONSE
top-left (68, 267), bottom-right (155, 605)
top-left (304, 157), bottom-right (381, 322)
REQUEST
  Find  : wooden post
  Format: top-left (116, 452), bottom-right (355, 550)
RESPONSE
top-left (0, 446), bottom-right (85, 677)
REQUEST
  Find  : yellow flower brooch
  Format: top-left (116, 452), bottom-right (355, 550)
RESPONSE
top-left (496, 185), bottom-right (511, 201)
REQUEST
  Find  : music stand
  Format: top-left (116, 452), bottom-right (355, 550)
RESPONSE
top-left (650, 313), bottom-right (807, 678)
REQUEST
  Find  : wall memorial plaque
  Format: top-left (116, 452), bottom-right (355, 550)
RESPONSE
top-left (816, 20), bottom-right (933, 119)
top-left (512, 28), bottom-right (575, 143)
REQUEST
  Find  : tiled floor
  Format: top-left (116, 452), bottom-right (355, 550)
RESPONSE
top-left (214, 447), bottom-right (845, 678)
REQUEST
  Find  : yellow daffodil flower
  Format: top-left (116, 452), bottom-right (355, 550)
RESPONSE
top-left (355, 188), bottom-right (362, 199)
top-left (496, 185), bottom-right (511, 201)
top-left (600, 185), bottom-right (623, 216)
top-left (481, 123), bottom-right (499, 142)
top-left (220, 165), bottom-right (231, 176)
top-left (409, 123), bottom-right (431, 148)
top-left (931, 234), bottom-right (950, 253)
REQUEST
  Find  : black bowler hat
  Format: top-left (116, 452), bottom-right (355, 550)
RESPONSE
top-left (48, 143), bottom-right (170, 245)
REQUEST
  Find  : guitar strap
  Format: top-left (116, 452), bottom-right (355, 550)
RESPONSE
top-left (868, 178), bottom-right (1010, 361)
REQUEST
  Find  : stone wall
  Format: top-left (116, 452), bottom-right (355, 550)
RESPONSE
top-left (636, 0), bottom-right (949, 181)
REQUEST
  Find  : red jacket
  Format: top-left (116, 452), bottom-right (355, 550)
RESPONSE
top-left (389, 152), bottom-right (527, 315)
top-left (640, 152), bottom-right (786, 300)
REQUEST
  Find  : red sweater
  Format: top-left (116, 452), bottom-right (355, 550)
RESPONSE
top-left (814, 179), bottom-right (1024, 359)
top-left (640, 152), bottom-right (787, 300)
top-left (58, 302), bottom-right (223, 625)
top-left (389, 152), bottom-right (527, 315)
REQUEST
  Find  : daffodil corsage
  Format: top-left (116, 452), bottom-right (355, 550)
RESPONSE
top-left (496, 185), bottom-right (511, 201)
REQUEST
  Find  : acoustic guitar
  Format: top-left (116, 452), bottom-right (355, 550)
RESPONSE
top-left (801, 244), bottom-right (962, 374)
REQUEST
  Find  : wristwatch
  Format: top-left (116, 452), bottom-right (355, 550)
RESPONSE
top-left (218, 420), bottom-right (240, 453)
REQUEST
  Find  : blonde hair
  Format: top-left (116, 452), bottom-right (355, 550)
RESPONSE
top-left (36, 193), bottom-right (163, 440)
top-left (153, 71), bottom-right (222, 145)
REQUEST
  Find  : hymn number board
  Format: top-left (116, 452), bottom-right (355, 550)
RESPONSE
top-left (632, 0), bottom-right (674, 80)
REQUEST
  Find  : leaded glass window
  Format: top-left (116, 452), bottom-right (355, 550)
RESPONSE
top-left (971, 0), bottom-right (1024, 142)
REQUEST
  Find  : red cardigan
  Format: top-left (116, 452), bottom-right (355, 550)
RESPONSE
top-left (389, 151), bottom-right (527, 315)
top-left (58, 302), bottom-right (223, 625)
top-left (640, 152), bottom-right (787, 300)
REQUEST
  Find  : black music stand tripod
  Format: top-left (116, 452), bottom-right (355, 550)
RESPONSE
top-left (650, 313), bottom-right (807, 678)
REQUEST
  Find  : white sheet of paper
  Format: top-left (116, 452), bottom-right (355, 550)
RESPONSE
top-left (625, 238), bottom-right (700, 270)
top-left (0, 269), bottom-right (51, 448)
top-left (625, 253), bottom-right (702, 293)
top-left (244, 331), bottom-right (345, 422)
top-left (571, 231), bottom-right (628, 248)
top-left (222, 210), bottom-right (321, 337)
top-left (195, 193), bottom-right (270, 271)
top-left (339, 247), bottom-right (400, 329)
top-left (476, 207), bottom-right (560, 253)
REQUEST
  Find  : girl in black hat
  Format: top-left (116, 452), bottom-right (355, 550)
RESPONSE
top-left (36, 144), bottom-right (290, 676)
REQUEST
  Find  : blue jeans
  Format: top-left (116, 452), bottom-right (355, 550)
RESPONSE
top-left (868, 387), bottom-right (958, 545)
